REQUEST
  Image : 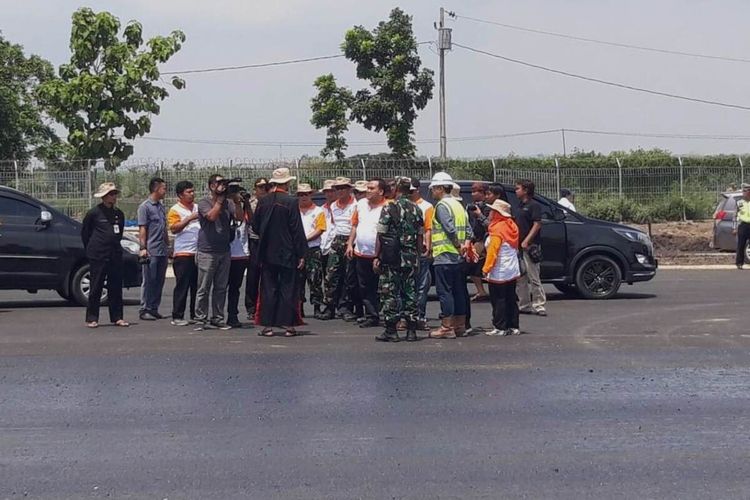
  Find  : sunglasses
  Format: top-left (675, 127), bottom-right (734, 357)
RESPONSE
top-left (297, 192), bottom-right (311, 196)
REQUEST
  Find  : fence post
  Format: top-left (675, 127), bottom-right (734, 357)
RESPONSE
top-left (427, 157), bottom-right (433, 178)
top-left (360, 158), bottom-right (366, 180)
top-left (13, 160), bottom-right (19, 190)
top-left (295, 158), bottom-right (301, 182)
top-left (616, 157), bottom-right (623, 199)
top-left (86, 159), bottom-right (93, 208)
top-left (739, 156), bottom-right (745, 184)
top-left (491, 158), bottom-right (497, 182)
top-left (678, 156), bottom-right (686, 221)
top-left (554, 157), bottom-right (561, 199)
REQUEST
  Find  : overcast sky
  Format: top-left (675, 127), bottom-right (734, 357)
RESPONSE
top-left (4, 0), bottom-right (750, 160)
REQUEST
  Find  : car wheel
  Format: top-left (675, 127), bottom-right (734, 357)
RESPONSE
top-left (575, 255), bottom-right (622, 300)
top-left (553, 283), bottom-right (580, 297)
top-left (71, 264), bottom-right (108, 306)
top-left (745, 242), bottom-right (750, 264)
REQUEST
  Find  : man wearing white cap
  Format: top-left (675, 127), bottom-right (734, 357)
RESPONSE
top-left (251, 168), bottom-right (308, 336)
top-left (427, 172), bottom-right (473, 339)
top-left (319, 177), bottom-right (358, 321)
top-left (81, 183), bottom-right (129, 328)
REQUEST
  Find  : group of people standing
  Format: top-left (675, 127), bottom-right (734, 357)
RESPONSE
top-left (81, 169), bottom-right (551, 340)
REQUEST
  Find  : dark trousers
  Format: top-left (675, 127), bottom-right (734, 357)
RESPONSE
top-left (355, 256), bottom-right (379, 321)
top-left (348, 259), bottom-right (363, 317)
top-left (737, 223), bottom-right (750, 267)
top-left (434, 264), bottom-right (468, 318)
top-left (462, 261), bottom-right (473, 328)
top-left (245, 239), bottom-right (261, 316)
top-left (86, 257), bottom-right (124, 323)
top-left (172, 255), bottom-right (197, 320)
top-left (140, 255), bottom-right (168, 314)
top-left (488, 281), bottom-right (519, 330)
top-left (257, 264), bottom-right (301, 327)
top-left (228, 258), bottom-right (248, 321)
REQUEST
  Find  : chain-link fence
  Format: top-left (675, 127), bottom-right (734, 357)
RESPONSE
top-left (0, 157), bottom-right (745, 222)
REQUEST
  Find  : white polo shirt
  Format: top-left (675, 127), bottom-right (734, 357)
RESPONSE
top-left (300, 205), bottom-right (326, 248)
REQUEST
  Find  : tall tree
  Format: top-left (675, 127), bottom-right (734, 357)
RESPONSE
top-left (39, 8), bottom-right (185, 168)
top-left (310, 74), bottom-right (353, 160)
top-left (343, 8), bottom-right (434, 157)
top-left (0, 33), bottom-right (65, 163)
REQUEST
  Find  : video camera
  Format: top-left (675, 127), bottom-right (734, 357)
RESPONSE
top-left (217, 177), bottom-right (250, 198)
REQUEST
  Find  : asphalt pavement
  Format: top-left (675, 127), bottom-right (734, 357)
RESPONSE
top-left (1, 271), bottom-right (750, 499)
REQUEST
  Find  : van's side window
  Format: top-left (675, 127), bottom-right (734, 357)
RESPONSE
top-left (0, 196), bottom-right (40, 221)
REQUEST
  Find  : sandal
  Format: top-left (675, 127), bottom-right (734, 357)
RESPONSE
top-left (258, 328), bottom-right (274, 337)
top-left (86, 321), bottom-right (98, 328)
top-left (114, 320), bottom-right (130, 327)
top-left (284, 329), bottom-right (298, 337)
top-left (471, 293), bottom-right (489, 303)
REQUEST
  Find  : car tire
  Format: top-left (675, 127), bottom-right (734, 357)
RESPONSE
top-left (745, 242), bottom-right (750, 265)
top-left (553, 283), bottom-right (580, 297)
top-left (574, 255), bottom-right (622, 300)
top-left (70, 264), bottom-right (107, 307)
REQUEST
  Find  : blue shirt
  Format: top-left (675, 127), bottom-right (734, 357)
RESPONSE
top-left (137, 197), bottom-right (168, 256)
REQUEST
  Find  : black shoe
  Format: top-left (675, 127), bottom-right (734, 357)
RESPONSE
top-left (406, 321), bottom-right (418, 342)
top-left (227, 317), bottom-right (243, 328)
top-left (342, 313), bottom-right (359, 322)
top-left (210, 321), bottom-right (232, 330)
top-left (318, 308), bottom-right (334, 320)
top-left (152, 312), bottom-right (165, 319)
top-left (375, 324), bottom-right (400, 342)
top-left (313, 305), bottom-right (321, 318)
top-left (140, 312), bottom-right (158, 321)
top-left (359, 318), bottom-right (379, 328)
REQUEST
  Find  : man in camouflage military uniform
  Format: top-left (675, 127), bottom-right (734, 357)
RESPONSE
top-left (373, 177), bottom-right (424, 342)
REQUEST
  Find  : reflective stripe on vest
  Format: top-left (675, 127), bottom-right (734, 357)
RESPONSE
top-left (431, 197), bottom-right (468, 257)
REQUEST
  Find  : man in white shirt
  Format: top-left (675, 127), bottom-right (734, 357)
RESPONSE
top-left (297, 183), bottom-right (327, 318)
top-left (319, 177), bottom-right (358, 320)
top-left (346, 178), bottom-right (386, 328)
top-left (168, 181), bottom-right (200, 326)
top-left (558, 189), bottom-right (576, 212)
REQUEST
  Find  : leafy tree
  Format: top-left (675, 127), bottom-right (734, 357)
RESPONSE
top-left (0, 33), bottom-right (66, 163)
top-left (39, 8), bottom-right (185, 168)
top-left (310, 74), bottom-right (353, 160)
top-left (343, 8), bottom-right (434, 157)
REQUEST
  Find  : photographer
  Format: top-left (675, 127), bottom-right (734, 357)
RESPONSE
top-left (194, 174), bottom-right (245, 330)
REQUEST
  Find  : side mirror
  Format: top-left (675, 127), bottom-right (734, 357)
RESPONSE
top-left (552, 208), bottom-right (566, 221)
top-left (40, 210), bottom-right (53, 223)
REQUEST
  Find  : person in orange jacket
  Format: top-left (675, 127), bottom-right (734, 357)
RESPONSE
top-left (482, 200), bottom-right (522, 336)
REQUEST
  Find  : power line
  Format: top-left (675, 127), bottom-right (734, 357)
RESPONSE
top-left (452, 42), bottom-right (750, 112)
top-left (567, 128), bottom-right (750, 140)
top-left (450, 12), bottom-right (750, 64)
top-left (161, 54), bottom-right (345, 75)
top-left (161, 42), bottom-right (434, 75)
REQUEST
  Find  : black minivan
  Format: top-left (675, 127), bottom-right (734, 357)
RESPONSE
top-left (0, 186), bottom-right (142, 305)
top-left (423, 180), bottom-right (658, 299)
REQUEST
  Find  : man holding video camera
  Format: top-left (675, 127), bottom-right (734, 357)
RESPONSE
top-left (194, 174), bottom-right (245, 330)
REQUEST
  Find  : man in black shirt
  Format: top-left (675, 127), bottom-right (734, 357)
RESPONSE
top-left (81, 182), bottom-right (129, 328)
top-left (515, 179), bottom-right (547, 316)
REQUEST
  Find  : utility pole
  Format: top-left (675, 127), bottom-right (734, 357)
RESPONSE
top-left (437, 8), bottom-right (452, 160)
top-left (561, 128), bottom-right (567, 157)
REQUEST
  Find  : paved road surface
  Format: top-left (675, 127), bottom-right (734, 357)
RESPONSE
top-left (1, 271), bottom-right (749, 499)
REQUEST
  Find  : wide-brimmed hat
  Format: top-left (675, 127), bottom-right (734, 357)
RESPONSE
top-left (488, 199), bottom-right (513, 218)
top-left (296, 183), bottom-right (314, 194)
top-left (93, 182), bottom-right (120, 198)
top-left (321, 179), bottom-right (336, 192)
top-left (451, 182), bottom-right (463, 201)
top-left (428, 171), bottom-right (453, 189)
top-left (333, 176), bottom-right (354, 188)
top-left (410, 177), bottom-right (420, 192)
top-left (268, 167), bottom-right (296, 184)
top-left (353, 180), bottom-right (368, 193)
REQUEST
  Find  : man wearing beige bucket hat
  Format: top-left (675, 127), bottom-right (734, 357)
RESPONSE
top-left (251, 167), bottom-right (308, 336)
top-left (81, 182), bottom-right (129, 328)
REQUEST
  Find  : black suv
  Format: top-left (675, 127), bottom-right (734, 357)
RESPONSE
top-left (423, 180), bottom-right (657, 299)
top-left (0, 186), bottom-right (142, 305)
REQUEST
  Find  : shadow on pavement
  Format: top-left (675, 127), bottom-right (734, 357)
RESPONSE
top-left (547, 292), bottom-right (657, 302)
top-left (0, 298), bottom-right (140, 309)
